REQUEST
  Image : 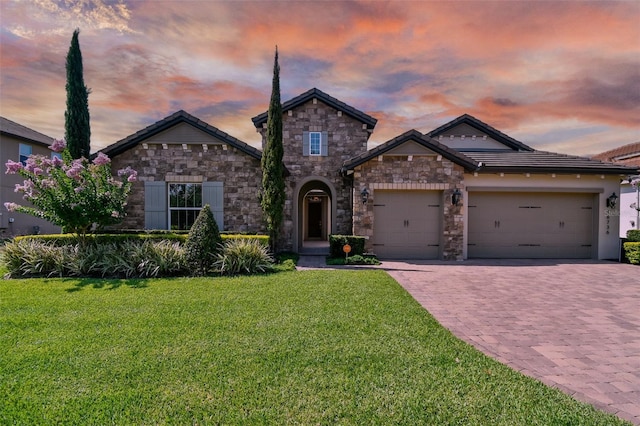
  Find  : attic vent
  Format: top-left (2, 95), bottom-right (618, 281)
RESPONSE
top-left (288, 110), bottom-right (293, 117)
top-left (337, 111), bottom-right (342, 117)
top-left (312, 98), bottom-right (317, 105)
top-left (162, 144), bottom-right (168, 150)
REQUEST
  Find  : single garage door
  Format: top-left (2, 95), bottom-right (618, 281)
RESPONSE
top-left (468, 192), bottom-right (595, 258)
top-left (373, 190), bottom-right (441, 259)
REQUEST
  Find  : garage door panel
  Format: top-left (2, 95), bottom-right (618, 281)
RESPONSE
top-left (373, 191), bottom-right (441, 259)
top-left (469, 192), bottom-right (594, 259)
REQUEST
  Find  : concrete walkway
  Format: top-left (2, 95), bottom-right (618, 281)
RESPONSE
top-left (297, 257), bottom-right (640, 424)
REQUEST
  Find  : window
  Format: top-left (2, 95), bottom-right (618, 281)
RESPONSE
top-left (19, 144), bottom-right (32, 165)
top-left (309, 132), bottom-right (321, 156)
top-left (51, 152), bottom-right (62, 161)
top-left (168, 183), bottom-right (202, 230)
top-left (303, 131), bottom-right (328, 156)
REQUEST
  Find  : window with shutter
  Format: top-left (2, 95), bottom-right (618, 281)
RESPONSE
top-left (144, 181), bottom-right (167, 229)
top-left (303, 131), bottom-right (329, 156)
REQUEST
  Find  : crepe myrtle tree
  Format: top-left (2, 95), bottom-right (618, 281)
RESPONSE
top-left (4, 139), bottom-right (137, 241)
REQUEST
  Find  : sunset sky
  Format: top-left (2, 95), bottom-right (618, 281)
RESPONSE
top-left (1, 0), bottom-right (639, 156)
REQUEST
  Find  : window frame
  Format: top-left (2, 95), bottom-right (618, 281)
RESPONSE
top-left (167, 182), bottom-right (203, 230)
top-left (309, 131), bottom-right (322, 156)
top-left (19, 143), bottom-right (32, 165)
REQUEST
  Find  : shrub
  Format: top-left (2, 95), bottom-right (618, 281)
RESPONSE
top-left (183, 205), bottom-right (222, 276)
top-left (214, 239), bottom-right (274, 275)
top-left (623, 242), bottom-right (640, 265)
top-left (329, 235), bottom-right (366, 258)
top-left (2, 239), bottom-right (68, 278)
top-left (627, 230), bottom-right (640, 242)
top-left (1, 239), bottom-right (187, 278)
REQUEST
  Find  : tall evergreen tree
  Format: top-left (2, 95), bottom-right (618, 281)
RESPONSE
top-left (65, 29), bottom-right (91, 159)
top-left (261, 47), bottom-right (285, 252)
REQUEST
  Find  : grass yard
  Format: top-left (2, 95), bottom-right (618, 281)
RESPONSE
top-left (0, 270), bottom-right (628, 425)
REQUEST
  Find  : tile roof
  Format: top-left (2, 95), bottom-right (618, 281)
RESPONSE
top-left (99, 110), bottom-right (262, 160)
top-left (342, 129), bottom-right (480, 173)
top-left (0, 116), bottom-right (55, 146)
top-left (465, 150), bottom-right (639, 174)
top-left (426, 114), bottom-right (534, 152)
top-left (592, 142), bottom-right (640, 163)
top-left (251, 88), bottom-right (378, 130)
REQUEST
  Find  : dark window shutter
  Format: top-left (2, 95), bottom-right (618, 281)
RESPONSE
top-left (144, 181), bottom-right (167, 229)
top-left (202, 182), bottom-right (224, 229)
top-left (321, 131), bottom-right (328, 156)
top-left (302, 131), bottom-right (309, 156)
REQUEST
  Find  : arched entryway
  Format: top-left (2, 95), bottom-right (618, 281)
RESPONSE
top-left (294, 177), bottom-right (337, 254)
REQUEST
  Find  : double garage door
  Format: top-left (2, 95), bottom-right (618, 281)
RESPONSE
top-left (468, 192), bottom-right (595, 259)
top-left (373, 191), bottom-right (441, 259)
top-left (372, 190), bottom-right (596, 259)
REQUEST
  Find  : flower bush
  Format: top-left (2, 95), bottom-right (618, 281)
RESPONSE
top-left (4, 139), bottom-right (136, 238)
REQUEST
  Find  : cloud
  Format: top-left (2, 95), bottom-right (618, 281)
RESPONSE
top-left (4, 0), bottom-right (136, 37)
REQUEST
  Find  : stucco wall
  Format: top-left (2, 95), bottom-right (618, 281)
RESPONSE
top-left (110, 142), bottom-right (264, 233)
top-left (0, 135), bottom-right (60, 236)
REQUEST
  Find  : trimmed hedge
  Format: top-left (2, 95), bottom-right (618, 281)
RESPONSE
top-left (627, 230), bottom-right (640, 242)
top-left (329, 235), bottom-right (366, 258)
top-left (16, 233), bottom-right (270, 246)
top-left (623, 242), bottom-right (640, 265)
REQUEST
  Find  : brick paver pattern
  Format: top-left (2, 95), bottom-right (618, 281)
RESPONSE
top-left (381, 260), bottom-right (640, 424)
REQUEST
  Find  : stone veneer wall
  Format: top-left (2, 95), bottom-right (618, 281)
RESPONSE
top-left (352, 155), bottom-right (465, 260)
top-left (257, 99), bottom-right (371, 251)
top-left (110, 143), bottom-right (264, 232)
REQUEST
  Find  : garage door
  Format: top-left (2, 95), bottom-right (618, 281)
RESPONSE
top-left (373, 191), bottom-right (441, 259)
top-left (468, 192), bottom-right (595, 258)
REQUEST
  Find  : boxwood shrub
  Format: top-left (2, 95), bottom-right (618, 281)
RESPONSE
top-left (329, 235), bottom-right (366, 258)
top-left (627, 230), bottom-right (640, 242)
top-left (623, 242), bottom-right (640, 265)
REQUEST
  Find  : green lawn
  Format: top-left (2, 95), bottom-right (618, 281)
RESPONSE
top-left (0, 270), bottom-right (628, 425)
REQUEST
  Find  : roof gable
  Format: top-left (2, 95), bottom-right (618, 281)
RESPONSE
top-left (251, 88), bottom-right (377, 130)
top-left (342, 129), bottom-right (479, 173)
top-left (427, 114), bottom-right (533, 152)
top-left (1, 116), bottom-right (55, 146)
top-left (99, 110), bottom-right (262, 160)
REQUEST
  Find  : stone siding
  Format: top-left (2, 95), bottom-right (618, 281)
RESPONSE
top-left (110, 143), bottom-right (264, 232)
top-left (257, 99), bottom-right (371, 250)
top-left (352, 155), bottom-right (465, 260)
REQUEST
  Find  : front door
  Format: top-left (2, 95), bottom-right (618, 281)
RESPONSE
top-left (307, 200), bottom-right (323, 238)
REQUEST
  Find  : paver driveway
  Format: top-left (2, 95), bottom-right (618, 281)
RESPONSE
top-left (381, 259), bottom-right (640, 424)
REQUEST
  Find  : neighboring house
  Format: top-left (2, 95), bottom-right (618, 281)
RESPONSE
top-left (0, 117), bottom-right (61, 236)
top-left (593, 142), bottom-right (640, 238)
top-left (100, 88), bottom-right (639, 260)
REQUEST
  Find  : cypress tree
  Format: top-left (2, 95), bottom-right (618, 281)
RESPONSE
top-left (65, 28), bottom-right (91, 159)
top-left (260, 47), bottom-right (285, 253)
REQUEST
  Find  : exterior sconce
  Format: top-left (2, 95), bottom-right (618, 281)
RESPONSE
top-left (360, 187), bottom-right (369, 204)
top-left (452, 188), bottom-right (462, 206)
top-left (606, 192), bottom-right (618, 209)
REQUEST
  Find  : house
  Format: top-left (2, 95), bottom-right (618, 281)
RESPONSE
top-left (101, 88), bottom-right (639, 260)
top-left (593, 142), bottom-right (640, 238)
top-left (0, 117), bottom-right (61, 236)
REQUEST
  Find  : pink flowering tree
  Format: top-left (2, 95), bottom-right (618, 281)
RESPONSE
top-left (5, 139), bottom-right (137, 239)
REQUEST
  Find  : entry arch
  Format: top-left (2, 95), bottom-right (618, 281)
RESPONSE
top-left (293, 176), bottom-right (337, 253)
